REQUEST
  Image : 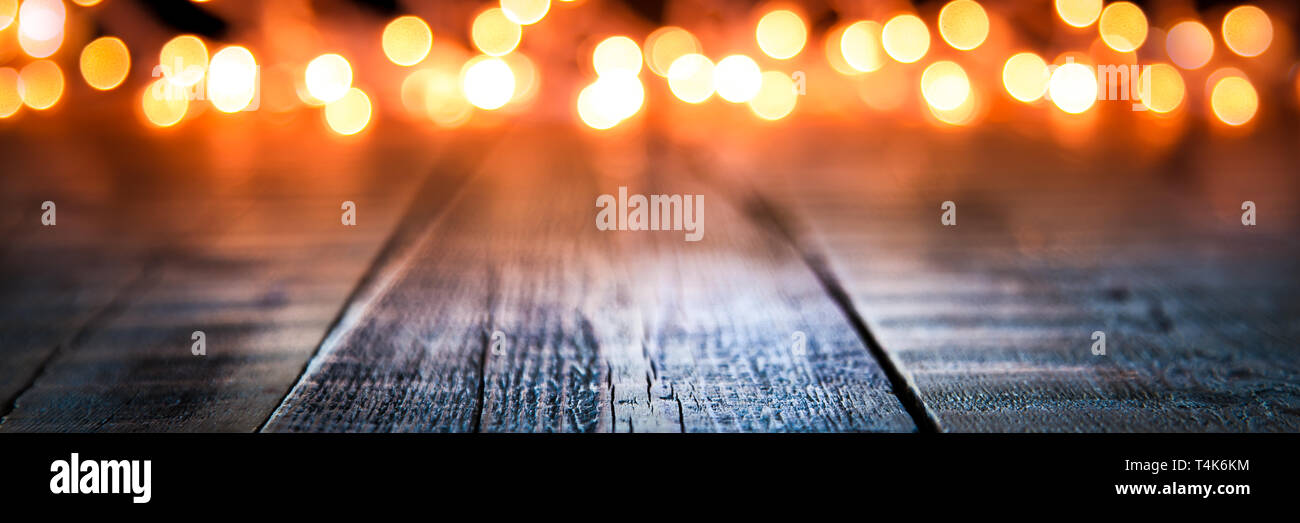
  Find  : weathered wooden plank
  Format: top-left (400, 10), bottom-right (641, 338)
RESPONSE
top-left (265, 128), bottom-right (916, 432)
top-left (736, 124), bottom-right (1300, 432)
top-left (0, 126), bottom-right (475, 432)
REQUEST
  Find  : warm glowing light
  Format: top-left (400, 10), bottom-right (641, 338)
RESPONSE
top-left (71, 0), bottom-right (102, 6)
top-left (1098, 2), bottom-right (1147, 53)
top-left (713, 54), bottom-right (762, 103)
top-left (0, 67), bottom-right (21, 118)
top-left (80, 36), bottom-right (130, 91)
top-left (17, 59), bottom-right (63, 110)
top-left (1222, 6), bottom-right (1272, 58)
top-left (503, 53), bottom-right (538, 104)
top-left (325, 87), bottom-right (372, 136)
top-left (160, 35), bottom-right (209, 87)
top-left (749, 70), bottom-right (797, 120)
top-left (841, 21), bottom-right (885, 73)
top-left (755, 10), bottom-right (806, 60)
top-left (462, 56), bottom-right (515, 110)
top-left (1002, 52), bottom-right (1049, 102)
top-left (1166, 21), bottom-right (1214, 70)
top-left (17, 0), bottom-right (65, 58)
top-left (1055, 0), bottom-right (1101, 28)
top-left (141, 78), bottom-right (189, 127)
top-left (576, 73), bottom-right (643, 129)
top-left (404, 68), bottom-right (472, 128)
top-left (305, 53), bottom-right (352, 103)
top-left (0, 0), bottom-right (16, 31)
top-left (921, 61), bottom-right (970, 111)
top-left (593, 36), bottom-right (642, 77)
top-left (666, 53), bottom-right (714, 104)
top-left (882, 14), bottom-right (930, 64)
top-left (207, 46), bottom-right (258, 113)
top-left (938, 0), bottom-right (989, 51)
top-left (1210, 74), bottom-right (1257, 126)
top-left (1048, 62), bottom-right (1097, 114)
top-left (930, 89), bottom-right (978, 126)
top-left (501, 0), bottom-right (549, 25)
top-left (644, 27), bottom-right (700, 77)
top-left (383, 16), bottom-right (433, 66)
top-left (1137, 63), bottom-right (1184, 114)
top-left (472, 8), bottom-right (521, 57)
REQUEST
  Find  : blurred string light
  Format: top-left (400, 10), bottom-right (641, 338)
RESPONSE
top-left (713, 54), bottom-right (761, 103)
top-left (503, 52), bottom-right (538, 105)
top-left (462, 55), bottom-right (515, 110)
top-left (0, 0), bottom-right (16, 31)
top-left (644, 27), bottom-right (700, 77)
top-left (593, 36), bottom-right (642, 76)
top-left (1002, 52), bottom-right (1049, 102)
top-left (755, 9), bottom-right (806, 60)
top-left (938, 0), bottom-right (989, 51)
top-left (667, 53), bottom-right (714, 103)
top-left (921, 61), bottom-right (970, 111)
top-left (71, 0), bottom-right (102, 6)
top-left (501, 0), bottom-right (550, 26)
top-left (141, 78), bottom-right (188, 127)
top-left (18, 0), bottom-right (65, 58)
top-left (160, 35), bottom-right (208, 87)
top-left (1222, 6), bottom-right (1272, 58)
top-left (1098, 2), bottom-right (1147, 53)
top-left (1166, 21), bottom-right (1214, 70)
top-left (579, 36), bottom-right (645, 129)
top-left (1048, 61), bottom-right (1096, 114)
top-left (207, 46), bottom-right (258, 113)
top-left (1210, 73), bottom-right (1257, 126)
top-left (1138, 63), bottom-right (1185, 114)
top-left (80, 36), bottom-right (130, 91)
top-left (882, 14), bottom-right (929, 64)
top-left (1055, 0), bottom-right (1101, 28)
top-left (748, 70), bottom-right (797, 120)
top-left (840, 21), bottom-right (885, 73)
top-left (0, 67), bottom-right (21, 118)
top-left (472, 8), bottom-right (521, 57)
top-left (305, 53), bottom-right (352, 103)
top-left (383, 16), bottom-right (433, 66)
top-left (324, 87), bottom-right (372, 135)
top-left (18, 59), bottom-right (63, 110)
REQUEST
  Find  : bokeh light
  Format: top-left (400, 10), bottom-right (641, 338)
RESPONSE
top-left (80, 36), bottom-right (130, 91)
top-left (1055, 0), bottom-right (1101, 28)
top-left (667, 53), bottom-right (714, 104)
top-left (748, 70), bottom-right (797, 120)
top-left (938, 0), bottom-right (989, 51)
top-left (921, 61), bottom-right (971, 111)
top-left (160, 35), bottom-right (209, 88)
top-left (462, 56), bottom-right (515, 110)
top-left (305, 53), bottom-right (353, 103)
top-left (324, 87), bottom-right (372, 136)
top-left (472, 8), bottom-right (522, 57)
top-left (1003, 52), bottom-right (1049, 102)
top-left (0, 67), bottom-right (21, 118)
top-left (207, 46), bottom-right (259, 113)
top-left (1048, 62), bottom-right (1097, 114)
top-left (593, 36), bottom-right (642, 77)
top-left (841, 21), bottom-right (885, 73)
top-left (882, 14), bottom-right (930, 64)
top-left (1222, 6), bottom-right (1272, 58)
top-left (713, 54), bottom-right (762, 103)
top-left (644, 27), bottom-right (700, 77)
top-left (17, 0), bottom-right (65, 58)
top-left (1210, 74), bottom-right (1257, 126)
top-left (18, 59), bottom-right (63, 110)
top-left (141, 78), bottom-right (189, 127)
top-left (0, 0), bottom-right (16, 32)
top-left (382, 16), bottom-right (433, 66)
top-left (1098, 2), bottom-right (1147, 53)
top-left (1166, 21), bottom-right (1214, 70)
top-left (503, 53), bottom-right (538, 105)
top-left (501, 0), bottom-right (550, 26)
top-left (1138, 63), bottom-right (1184, 114)
top-left (755, 9), bottom-right (807, 60)
top-left (576, 73), bottom-right (643, 129)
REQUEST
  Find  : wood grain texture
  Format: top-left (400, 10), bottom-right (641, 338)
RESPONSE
top-left (264, 127), bottom-right (916, 432)
top-left (734, 124), bottom-right (1300, 432)
top-left (0, 126), bottom-right (470, 432)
